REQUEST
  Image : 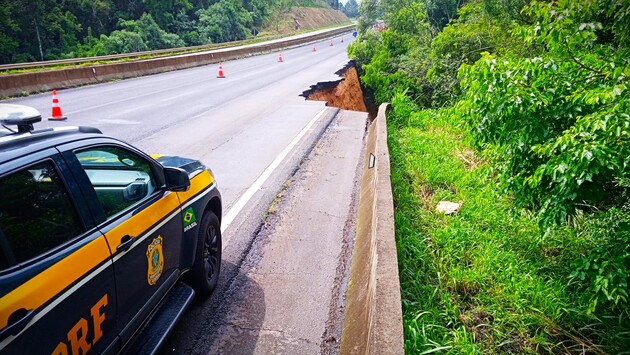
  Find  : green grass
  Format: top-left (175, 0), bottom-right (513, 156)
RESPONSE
top-left (388, 104), bottom-right (630, 353)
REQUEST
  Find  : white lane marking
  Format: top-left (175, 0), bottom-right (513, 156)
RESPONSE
top-left (96, 119), bottom-right (141, 125)
top-left (220, 107), bottom-right (328, 244)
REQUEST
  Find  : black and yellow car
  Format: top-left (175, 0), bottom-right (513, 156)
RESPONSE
top-left (0, 104), bottom-right (222, 354)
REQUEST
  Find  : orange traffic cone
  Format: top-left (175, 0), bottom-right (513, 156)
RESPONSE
top-left (312, 44), bottom-right (316, 52)
top-left (330, 39), bottom-right (334, 46)
top-left (217, 63), bottom-right (225, 78)
top-left (278, 51), bottom-right (283, 62)
top-left (48, 90), bottom-right (67, 121)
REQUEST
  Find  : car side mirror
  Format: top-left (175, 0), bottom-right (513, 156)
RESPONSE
top-left (164, 167), bottom-right (190, 192)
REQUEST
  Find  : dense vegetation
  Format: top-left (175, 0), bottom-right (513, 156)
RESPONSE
top-left (350, 0), bottom-right (629, 352)
top-left (341, 0), bottom-right (359, 18)
top-left (0, 0), bottom-right (343, 64)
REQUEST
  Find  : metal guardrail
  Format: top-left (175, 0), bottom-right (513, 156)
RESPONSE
top-left (0, 36), bottom-right (282, 71)
top-left (0, 24), bottom-right (355, 97)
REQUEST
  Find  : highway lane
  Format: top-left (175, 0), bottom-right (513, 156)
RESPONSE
top-left (5, 34), bottom-right (355, 224)
top-left (5, 33), bottom-right (362, 353)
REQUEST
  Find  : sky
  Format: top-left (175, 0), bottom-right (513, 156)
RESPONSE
top-left (338, 0), bottom-right (359, 5)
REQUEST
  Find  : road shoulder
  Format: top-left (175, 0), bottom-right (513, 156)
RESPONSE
top-left (207, 109), bottom-right (367, 354)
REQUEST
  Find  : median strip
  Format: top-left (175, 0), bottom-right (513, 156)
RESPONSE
top-left (0, 25), bottom-right (354, 98)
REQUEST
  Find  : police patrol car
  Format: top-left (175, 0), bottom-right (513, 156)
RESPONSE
top-left (0, 104), bottom-right (222, 354)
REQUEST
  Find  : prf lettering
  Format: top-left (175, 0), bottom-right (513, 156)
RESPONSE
top-left (51, 294), bottom-right (108, 355)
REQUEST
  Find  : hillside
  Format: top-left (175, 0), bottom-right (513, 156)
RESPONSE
top-left (262, 6), bottom-right (348, 35)
top-left (350, 0), bottom-right (630, 353)
top-left (0, 0), bottom-right (348, 64)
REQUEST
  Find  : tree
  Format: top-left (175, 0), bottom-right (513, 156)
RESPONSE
top-left (142, 0), bottom-right (194, 30)
top-left (0, 3), bottom-right (20, 63)
top-left (0, 0), bottom-right (288, 62)
top-left (357, 0), bottom-right (382, 33)
top-left (459, 0), bottom-right (630, 227)
top-left (343, 0), bottom-right (359, 18)
top-left (132, 13), bottom-right (185, 49)
top-left (102, 30), bottom-right (147, 53)
top-left (196, 0), bottom-right (253, 43)
top-left (425, 0), bottom-right (467, 31)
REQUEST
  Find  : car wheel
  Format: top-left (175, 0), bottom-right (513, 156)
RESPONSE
top-left (187, 211), bottom-right (221, 297)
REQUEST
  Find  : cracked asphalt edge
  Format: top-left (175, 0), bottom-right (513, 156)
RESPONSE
top-left (211, 110), bottom-right (366, 354)
top-left (319, 119), bottom-right (368, 355)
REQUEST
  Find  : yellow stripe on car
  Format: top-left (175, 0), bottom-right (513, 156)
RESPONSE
top-left (0, 237), bottom-right (111, 329)
top-left (103, 193), bottom-right (180, 250)
top-left (178, 170), bottom-right (214, 203)
top-left (0, 170), bottom-right (213, 330)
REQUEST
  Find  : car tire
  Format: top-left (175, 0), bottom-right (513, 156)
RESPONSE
top-left (186, 211), bottom-right (221, 297)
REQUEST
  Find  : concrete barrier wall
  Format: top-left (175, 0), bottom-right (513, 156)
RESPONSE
top-left (340, 103), bottom-right (404, 354)
top-left (0, 25), bottom-right (354, 97)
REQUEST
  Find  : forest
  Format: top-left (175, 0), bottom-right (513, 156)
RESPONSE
top-left (350, 0), bottom-right (629, 352)
top-left (0, 0), bottom-right (345, 64)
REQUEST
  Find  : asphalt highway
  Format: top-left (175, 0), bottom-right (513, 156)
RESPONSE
top-left (5, 33), bottom-right (362, 354)
top-left (6, 34), bottom-right (355, 232)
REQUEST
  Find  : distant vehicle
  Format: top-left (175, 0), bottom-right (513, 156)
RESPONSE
top-left (0, 104), bottom-right (222, 354)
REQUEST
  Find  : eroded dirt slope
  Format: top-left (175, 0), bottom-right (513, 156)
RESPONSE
top-left (304, 65), bottom-right (368, 112)
top-left (264, 7), bottom-right (349, 34)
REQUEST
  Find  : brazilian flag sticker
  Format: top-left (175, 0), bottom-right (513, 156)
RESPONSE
top-left (183, 207), bottom-right (198, 232)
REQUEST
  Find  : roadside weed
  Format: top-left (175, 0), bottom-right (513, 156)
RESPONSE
top-left (389, 106), bottom-right (629, 353)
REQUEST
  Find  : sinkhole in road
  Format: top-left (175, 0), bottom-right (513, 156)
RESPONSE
top-left (301, 61), bottom-right (377, 117)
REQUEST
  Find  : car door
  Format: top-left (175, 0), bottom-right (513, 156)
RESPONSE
top-left (59, 140), bottom-right (185, 346)
top-left (0, 152), bottom-right (119, 354)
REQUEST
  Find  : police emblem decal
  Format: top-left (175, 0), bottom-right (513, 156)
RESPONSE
top-left (146, 236), bottom-right (164, 285)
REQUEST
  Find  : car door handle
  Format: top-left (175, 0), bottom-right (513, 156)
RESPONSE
top-left (0, 309), bottom-right (35, 341)
top-left (116, 235), bottom-right (135, 252)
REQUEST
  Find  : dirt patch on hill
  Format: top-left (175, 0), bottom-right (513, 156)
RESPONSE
top-left (292, 7), bottom-right (348, 30)
top-left (264, 7), bottom-right (349, 34)
top-left (302, 63), bottom-right (368, 112)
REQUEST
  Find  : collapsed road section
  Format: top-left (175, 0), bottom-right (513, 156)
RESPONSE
top-left (301, 61), bottom-right (370, 114)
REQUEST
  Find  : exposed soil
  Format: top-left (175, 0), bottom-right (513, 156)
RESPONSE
top-left (302, 62), bottom-right (368, 112)
top-left (292, 7), bottom-right (349, 31)
top-left (263, 7), bottom-right (348, 34)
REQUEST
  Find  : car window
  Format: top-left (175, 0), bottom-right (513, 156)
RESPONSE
top-left (75, 146), bottom-right (157, 218)
top-left (0, 161), bottom-right (84, 269)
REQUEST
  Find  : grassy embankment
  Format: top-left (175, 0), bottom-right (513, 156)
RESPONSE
top-left (388, 95), bottom-right (629, 354)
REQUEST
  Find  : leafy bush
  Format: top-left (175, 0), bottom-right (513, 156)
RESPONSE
top-left (571, 207), bottom-right (630, 313)
top-left (196, 0), bottom-right (253, 43)
top-left (427, 2), bottom-right (517, 106)
top-left (459, 0), bottom-right (630, 228)
top-left (354, 0), bottom-right (630, 349)
top-left (350, 0), bottom-right (513, 108)
top-left (94, 13), bottom-right (186, 55)
top-left (103, 30), bottom-right (148, 54)
top-left (133, 13), bottom-right (185, 49)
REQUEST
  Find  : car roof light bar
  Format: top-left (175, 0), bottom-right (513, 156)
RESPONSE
top-left (0, 104), bottom-right (42, 133)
